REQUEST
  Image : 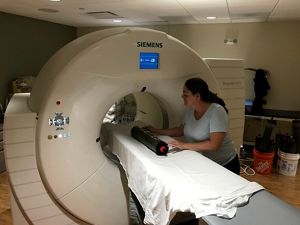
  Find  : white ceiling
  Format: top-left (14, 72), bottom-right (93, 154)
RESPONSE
top-left (0, 0), bottom-right (300, 27)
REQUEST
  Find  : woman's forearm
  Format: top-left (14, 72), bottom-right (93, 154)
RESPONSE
top-left (169, 132), bottom-right (225, 151)
top-left (183, 140), bottom-right (219, 152)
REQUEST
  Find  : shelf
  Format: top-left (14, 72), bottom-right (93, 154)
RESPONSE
top-left (245, 108), bottom-right (300, 119)
top-left (245, 114), bottom-right (294, 122)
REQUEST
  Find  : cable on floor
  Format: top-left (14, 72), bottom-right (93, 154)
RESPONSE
top-left (240, 158), bottom-right (256, 176)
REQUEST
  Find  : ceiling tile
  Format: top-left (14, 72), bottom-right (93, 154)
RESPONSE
top-left (227, 0), bottom-right (278, 22)
top-left (269, 0), bottom-right (300, 20)
top-left (228, 0), bottom-right (278, 14)
top-left (178, 0), bottom-right (229, 19)
top-left (0, 0), bottom-right (300, 26)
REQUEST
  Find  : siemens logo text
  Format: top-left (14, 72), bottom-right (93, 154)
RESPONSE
top-left (137, 42), bottom-right (163, 48)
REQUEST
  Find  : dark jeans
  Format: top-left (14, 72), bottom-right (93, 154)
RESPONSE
top-left (223, 154), bottom-right (240, 175)
top-left (174, 219), bottom-right (198, 225)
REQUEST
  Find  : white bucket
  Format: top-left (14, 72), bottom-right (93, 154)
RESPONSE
top-left (277, 150), bottom-right (300, 176)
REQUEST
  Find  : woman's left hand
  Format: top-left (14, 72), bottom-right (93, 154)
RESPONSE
top-left (168, 140), bottom-right (186, 150)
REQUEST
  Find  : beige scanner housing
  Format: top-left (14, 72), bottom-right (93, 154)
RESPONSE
top-left (4, 28), bottom-right (245, 225)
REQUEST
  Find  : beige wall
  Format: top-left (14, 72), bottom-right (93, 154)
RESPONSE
top-left (0, 12), bottom-right (76, 109)
top-left (78, 22), bottom-right (300, 112)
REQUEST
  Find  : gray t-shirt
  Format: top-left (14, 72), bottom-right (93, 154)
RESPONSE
top-left (183, 103), bottom-right (236, 165)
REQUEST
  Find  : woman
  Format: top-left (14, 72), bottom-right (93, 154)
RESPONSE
top-left (147, 77), bottom-right (240, 175)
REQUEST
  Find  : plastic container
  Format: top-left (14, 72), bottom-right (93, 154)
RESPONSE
top-left (253, 148), bottom-right (275, 175)
top-left (277, 150), bottom-right (300, 176)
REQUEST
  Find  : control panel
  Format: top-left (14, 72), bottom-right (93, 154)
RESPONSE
top-left (48, 112), bottom-right (70, 140)
top-left (48, 112), bottom-right (69, 130)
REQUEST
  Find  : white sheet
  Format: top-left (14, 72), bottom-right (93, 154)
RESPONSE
top-left (102, 123), bottom-right (264, 225)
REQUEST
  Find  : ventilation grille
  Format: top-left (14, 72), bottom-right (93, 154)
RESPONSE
top-left (159, 15), bottom-right (197, 22)
top-left (86, 11), bottom-right (122, 19)
top-left (230, 12), bottom-right (269, 19)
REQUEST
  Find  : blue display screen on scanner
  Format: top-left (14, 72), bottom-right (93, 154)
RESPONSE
top-left (139, 52), bottom-right (159, 69)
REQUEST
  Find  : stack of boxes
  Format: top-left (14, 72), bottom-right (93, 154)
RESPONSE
top-left (205, 58), bottom-right (245, 153)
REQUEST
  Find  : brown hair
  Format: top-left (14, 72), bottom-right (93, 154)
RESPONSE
top-left (185, 78), bottom-right (228, 113)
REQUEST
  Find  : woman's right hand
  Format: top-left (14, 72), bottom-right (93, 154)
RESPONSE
top-left (143, 125), bottom-right (158, 134)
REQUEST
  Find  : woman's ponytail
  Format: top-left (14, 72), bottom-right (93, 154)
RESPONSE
top-left (208, 91), bottom-right (228, 113)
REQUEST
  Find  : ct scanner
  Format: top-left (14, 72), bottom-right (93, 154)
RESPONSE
top-left (3, 27), bottom-right (300, 225)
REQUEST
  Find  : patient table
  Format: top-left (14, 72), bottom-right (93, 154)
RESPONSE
top-left (203, 190), bottom-right (300, 225)
top-left (102, 123), bottom-right (284, 225)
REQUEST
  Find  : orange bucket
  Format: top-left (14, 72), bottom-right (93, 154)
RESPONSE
top-left (253, 148), bottom-right (275, 175)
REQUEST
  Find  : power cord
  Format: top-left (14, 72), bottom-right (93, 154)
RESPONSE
top-left (240, 157), bottom-right (255, 176)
